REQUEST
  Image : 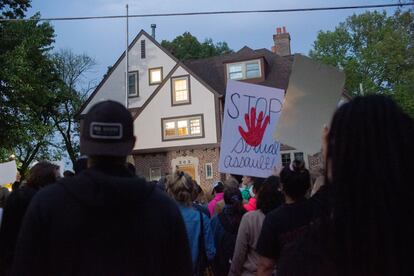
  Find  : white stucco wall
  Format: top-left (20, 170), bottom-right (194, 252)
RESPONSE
top-left (133, 66), bottom-right (218, 150)
top-left (81, 32), bottom-right (176, 115)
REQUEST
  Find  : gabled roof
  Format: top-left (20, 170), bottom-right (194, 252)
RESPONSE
top-left (76, 29), bottom-right (222, 119)
top-left (183, 47), bottom-right (294, 95)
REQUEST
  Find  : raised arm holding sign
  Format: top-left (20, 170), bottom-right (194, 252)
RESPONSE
top-left (219, 80), bottom-right (285, 178)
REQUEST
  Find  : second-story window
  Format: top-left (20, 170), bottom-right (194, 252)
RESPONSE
top-left (128, 71), bottom-right (138, 97)
top-left (162, 115), bottom-right (203, 140)
top-left (149, 67), bottom-right (163, 85)
top-left (227, 59), bottom-right (262, 80)
top-left (171, 75), bottom-right (191, 106)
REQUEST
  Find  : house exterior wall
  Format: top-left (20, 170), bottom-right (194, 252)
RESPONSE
top-left (81, 57), bottom-right (127, 115)
top-left (80, 32), bottom-right (177, 115)
top-left (127, 36), bottom-right (177, 109)
top-left (134, 147), bottom-right (223, 192)
top-left (133, 66), bottom-right (218, 150)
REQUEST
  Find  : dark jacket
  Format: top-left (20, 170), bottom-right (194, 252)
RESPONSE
top-left (11, 165), bottom-right (192, 276)
top-left (0, 185), bottom-right (37, 274)
top-left (211, 206), bottom-right (244, 276)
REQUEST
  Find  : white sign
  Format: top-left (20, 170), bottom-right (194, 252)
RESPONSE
top-left (274, 54), bottom-right (345, 154)
top-left (219, 80), bottom-right (285, 178)
top-left (0, 160), bottom-right (17, 185)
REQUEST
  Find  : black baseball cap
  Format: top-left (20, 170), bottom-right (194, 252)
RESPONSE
top-left (80, 101), bottom-right (135, 157)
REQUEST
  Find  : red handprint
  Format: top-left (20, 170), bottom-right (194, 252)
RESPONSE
top-left (238, 107), bottom-right (270, 147)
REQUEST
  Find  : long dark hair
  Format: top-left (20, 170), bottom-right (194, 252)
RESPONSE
top-left (222, 187), bottom-right (245, 231)
top-left (256, 176), bottom-right (283, 214)
top-left (325, 95), bottom-right (414, 275)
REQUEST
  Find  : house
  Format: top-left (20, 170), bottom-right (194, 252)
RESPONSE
top-left (77, 27), bottom-right (328, 190)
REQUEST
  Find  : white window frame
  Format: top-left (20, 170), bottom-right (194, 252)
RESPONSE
top-left (128, 71), bottom-right (139, 97)
top-left (280, 151), bottom-right (308, 168)
top-left (149, 67), bottom-right (163, 85)
top-left (205, 163), bottom-right (213, 179)
top-left (149, 167), bottom-right (161, 181)
top-left (162, 115), bottom-right (204, 141)
top-left (226, 59), bottom-right (262, 80)
top-left (171, 75), bottom-right (191, 106)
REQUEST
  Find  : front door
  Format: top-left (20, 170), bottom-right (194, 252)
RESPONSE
top-left (177, 164), bottom-right (196, 180)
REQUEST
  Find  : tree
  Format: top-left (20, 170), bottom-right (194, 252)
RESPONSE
top-left (161, 32), bottom-right (233, 60)
top-left (51, 49), bottom-right (96, 168)
top-left (0, 0), bottom-right (30, 19)
top-left (0, 13), bottom-right (65, 177)
top-left (310, 10), bottom-right (414, 117)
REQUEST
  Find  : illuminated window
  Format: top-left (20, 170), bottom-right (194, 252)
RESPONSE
top-left (226, 59), bottom-right (262, 80)
top-left (190, 119), bottom-right (201, 135)
top-left (172, 76), bottom-right (190, 105)
top-left (177, 120), bottom-right (188, 136)
top-left (149, 67), bottom-right (163, 85)
top-left (128, 71), bottom-right (138, 97)
top-left (165, 121), bottom-right (176, 137)
top-left (162, 115), bottom-right (203, 140)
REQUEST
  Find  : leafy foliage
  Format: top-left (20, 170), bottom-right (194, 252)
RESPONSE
top-left (0, 13), bottom-right (65, 176)
top-left (51, 49), bottom-right (96, 168)
top-left (161, 32), bottom-right (233, 60)
top-left (310, 10), bottom-right (414, 117)
top-left (0, 0), bottom-right (31, 19)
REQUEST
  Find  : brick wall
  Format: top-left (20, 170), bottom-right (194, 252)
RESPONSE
top-left (133, 146), bottom-right (223, 193)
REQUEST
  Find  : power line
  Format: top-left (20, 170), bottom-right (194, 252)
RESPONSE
top-left (0, 2), bottom-right (413, 22)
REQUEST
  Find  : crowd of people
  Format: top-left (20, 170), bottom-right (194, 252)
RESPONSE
top-left (0, 94), bottom-right (413, 275)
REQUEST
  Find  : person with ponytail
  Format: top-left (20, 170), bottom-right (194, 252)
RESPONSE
top-left (166, 170), bottom-right (215, 273)
top-left (210, 187), bottom-right (246, 276)
top-left (230, 175), bottom-right (283, 276)
top-left (256, 159), bottom-right (313, 275)
top-left (275, 95), bottom-right (414, 276)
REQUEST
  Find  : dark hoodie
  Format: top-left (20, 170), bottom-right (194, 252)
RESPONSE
top-left (11, 165), bottom-right (192, 276)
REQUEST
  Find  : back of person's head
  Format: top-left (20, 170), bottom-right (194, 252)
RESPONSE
top-left (223, 187), bottom-right (245, 226)
top-left (63, 170), bottom-right (75, 178)
top-left (26, 161), bottom-right (59, 189)
top-left (257, 175), bottom-right (283, 214)
top-left (80, 101), bottom-right (136, 165)
top-left (224, 177), bottom-right (240, 189)
top-left (126, 163), bottom-right (136, 175)
top-left (73, 157), bottom-right (88, 175)
top-left (230, 174), bottom-right (243, 185)
top-left (191, 181), bottom-right (204, 202)
top-left (280, 159), bottom-right (310, 201)
top-left (325, 95), bottom-right (414, 275)
top-left (212, 181), bottom-right (224, 194)
top-left (251, 177), bottom-right (265, 195)
top-left (166, 170), bottom-right (194, 206)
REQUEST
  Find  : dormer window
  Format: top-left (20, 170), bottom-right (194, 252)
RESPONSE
top-left (226, 59), bottom-right (262, 80)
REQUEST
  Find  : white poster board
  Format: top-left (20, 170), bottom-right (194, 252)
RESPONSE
top-left (0, 160), bottom-right (17, 185)
top-left (274, 54), bottom-right (345, 155)
top-left (219, 80), bottom-right (285, 178)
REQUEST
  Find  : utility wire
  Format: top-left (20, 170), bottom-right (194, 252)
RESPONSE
top-left (0, 2), bottom-right (413, 22)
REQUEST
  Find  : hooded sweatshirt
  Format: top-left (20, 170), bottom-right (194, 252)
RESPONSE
top-left (11, 165), bottom-right (192, 276)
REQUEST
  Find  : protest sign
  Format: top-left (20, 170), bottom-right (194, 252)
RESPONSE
top-left (0, 160), bottom-right (17, 185)
top-left (219, 80), bottom-right (285, 178)
top-left (273, 54), bottom-right (345, 155)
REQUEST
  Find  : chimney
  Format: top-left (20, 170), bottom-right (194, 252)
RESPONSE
top-left (272, 26), bottom-right (291, 56)
top-left (151, 24), bottom-right (156, 39)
